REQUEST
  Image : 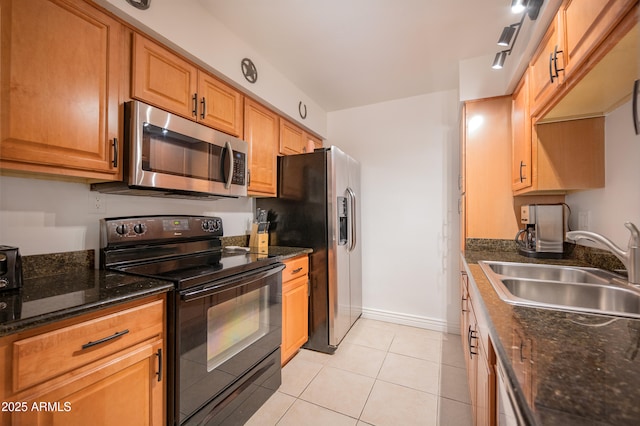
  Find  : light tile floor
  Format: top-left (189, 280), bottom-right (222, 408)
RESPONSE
top-left (247, 318), bottom-right (473, 426)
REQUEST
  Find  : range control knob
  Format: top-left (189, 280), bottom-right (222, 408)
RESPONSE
top-left (115, 224), bottom-right (128, 236)
top-left (0, 278), bottom-right (9, 288)
top-left (202, 219), bottom-right (221, 232)
top-left (133, 223), bottom-right (146, 234)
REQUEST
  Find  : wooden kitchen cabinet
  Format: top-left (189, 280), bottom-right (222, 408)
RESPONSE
top-left (529, 12), bottom-right (564, 115)
top-left (460, 264), bottom-right (496, 426)
top-left (514, 116), bottom-right (605, 195)
top-left (279, 118), bottom-right (323, 155)
top-left (530, 0), bottom-right (637, 117)
top-left (464, 96), bottom-right (519, 240)
top-left (281, 255), bottom-right (309, 365)
top-left (0, 0), bottom-right (124, 180)
top-left (244, 99), bottom-right (279, 196)
top-left (0, 295), bottom-right (165, 426)
top-left (511, 71), bottom-right (532, 192)
top-left (562, 0), bottom-right (636, 78)
top-left (132, 33), bottom-right (243, 137)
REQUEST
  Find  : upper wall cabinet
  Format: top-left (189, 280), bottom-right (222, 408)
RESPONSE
top-left (529, 12), bottom-right (565, 115)
top-left (533, 0), bottom-right (637, 120)
top-left (279, 118), bottom-right (323, 155)
top-left (530, 0), bottom-right (637, 116)
top-left (244, 99), bottom-right (279, 197)
top-left (0, 0), bottom-right (124, 181)
top-left (132, 34), bottom-right (243, 137)
top-left (511, 71), bottom-right (532, 192)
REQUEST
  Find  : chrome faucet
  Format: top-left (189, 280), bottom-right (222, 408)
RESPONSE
top-left (566, 222), bottom-right (640, 285)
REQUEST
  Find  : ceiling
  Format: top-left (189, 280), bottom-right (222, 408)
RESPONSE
top-left (198, 0), bottom-right (557, 112)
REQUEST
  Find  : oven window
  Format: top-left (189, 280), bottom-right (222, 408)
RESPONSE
top-left (141, 123), bottom-right (224, 182)
top-left (206, 286), bottom-right (269, 372)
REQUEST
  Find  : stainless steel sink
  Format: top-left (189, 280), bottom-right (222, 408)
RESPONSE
top-left (478, 261), bottom-right (640, 318)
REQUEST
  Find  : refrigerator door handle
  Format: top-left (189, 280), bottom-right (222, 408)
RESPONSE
top-left (347, 187), bottom-right (357, 252)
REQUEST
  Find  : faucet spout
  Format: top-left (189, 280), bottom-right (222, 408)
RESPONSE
top-left (566, 222), bottom-right (640, 285)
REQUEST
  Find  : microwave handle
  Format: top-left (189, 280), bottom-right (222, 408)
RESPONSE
top-left (224, 141), bottom-right (234, 189)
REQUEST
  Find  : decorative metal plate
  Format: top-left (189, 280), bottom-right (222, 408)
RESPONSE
top-left (298, 102), bottom-right (307, 119)
top-left (241, 58), bottom-right (258, 84)
top-left (125, 0), bottom-right (150, 10)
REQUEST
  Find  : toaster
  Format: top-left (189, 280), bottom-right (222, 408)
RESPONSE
top-left (0, 246), bottom-right (23, 291)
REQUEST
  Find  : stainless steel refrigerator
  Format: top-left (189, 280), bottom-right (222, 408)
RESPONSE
top-left (257, 146), bottom-right (362, 353)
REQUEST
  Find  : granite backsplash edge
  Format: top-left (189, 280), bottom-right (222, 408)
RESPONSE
top-left (466, 238), bottom-right (625, 273)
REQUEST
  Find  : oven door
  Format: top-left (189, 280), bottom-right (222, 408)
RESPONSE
top-left (128, 100), bottom-right (247, 197)
top-left (174, 263), bottom-right (284, 425)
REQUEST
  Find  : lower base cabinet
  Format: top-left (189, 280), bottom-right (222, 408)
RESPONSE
top-left (0, 295), bottom-right (166, 426)
top-left (281, 255), bottom-right (309, 365)
top-left (460, 264), bottom-right (496, 426)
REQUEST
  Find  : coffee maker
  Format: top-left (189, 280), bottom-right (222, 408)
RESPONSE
top-left (515, 204), bottom-right (565, 258)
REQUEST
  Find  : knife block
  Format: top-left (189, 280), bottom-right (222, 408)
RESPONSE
top-left (249, 223), bottom-right (268, 254)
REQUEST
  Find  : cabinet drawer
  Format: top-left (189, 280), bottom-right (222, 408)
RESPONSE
top-left (13, 299), bottom-right (164, 392)
top-left (282, 255), bottom-right (309, 283)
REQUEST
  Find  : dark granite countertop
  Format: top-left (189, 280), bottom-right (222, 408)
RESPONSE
top-left (1, 246), bottom-right (311, 338)
top-left (463, 249), bottom-right (640, 425)
top-left (0, 251), bottom-right (173, 337)
top-left (267, 246), bottom-right (313, 260)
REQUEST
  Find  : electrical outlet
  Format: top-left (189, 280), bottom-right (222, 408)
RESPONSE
top-left (578, 211), bottom-right (590, 231)
top-left (88, 193), bottom-right (106, 214)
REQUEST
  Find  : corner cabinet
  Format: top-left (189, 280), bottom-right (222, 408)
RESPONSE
top-left (460, 262), bottom-right (496, 426)
top-left (132, 33), bottom-right (243, 137)
top-left (244, 99), bottom-right (279, 197)
top-left (0, 295), bottom-right (166, 426)
top-left (281, 255), bottom-right (309, 365)
top-left (279, 118), bottom-right (323, 155)
top-left (0, 0), bottom-right (124, 180)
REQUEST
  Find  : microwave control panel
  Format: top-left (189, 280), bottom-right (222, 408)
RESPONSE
top-left (231, 151), bottom-right (246, 185)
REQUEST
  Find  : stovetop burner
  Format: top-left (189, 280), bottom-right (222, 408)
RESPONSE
top-left (100, 215), bottom-right (279, 290)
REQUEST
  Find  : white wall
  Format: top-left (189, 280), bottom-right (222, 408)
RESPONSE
top-left (327, 90), bottom-right (461, 333)
top-left (93, 0), bottom-right (327, 137)
top-left (0, 176), bottom-right (254, 257)
top-left (566, 100), bottom-right (640, 248)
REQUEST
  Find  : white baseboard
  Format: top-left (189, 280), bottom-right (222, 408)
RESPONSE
top-left (361, 307), bottom-right (461, 335)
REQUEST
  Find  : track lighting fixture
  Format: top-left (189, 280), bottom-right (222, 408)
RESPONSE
top-left (497, 23), bottom-right (520, 47)
top-left (490, 0), bottom-right (541, 69)
top-left (511, 0), bottom-right (526, 14)
top-left (492, 51), bottom-right (509, 69)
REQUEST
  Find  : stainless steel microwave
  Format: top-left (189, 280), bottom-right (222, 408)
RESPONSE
top-left (92, 100), bottom-right (248, 199)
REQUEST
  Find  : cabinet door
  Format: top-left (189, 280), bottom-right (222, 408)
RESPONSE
top-left (563, 0), bottom-right (636, 77)
top-left (511, 72), bottom-right (532, 191)
top-left (476, 340), bottom-right (495, 426)
top-left (244, 99), bottom-right (278, 196)
top-left (530, 13), bottom-right (564, 114)
top-left (281, 275), bottom-right (309, 365)
top-left (306, 133), bottom-right (323, 152)
top-left (132, 33), bottom-right (198, 120)
top-left (0, 0), bottom-right (122, 180)
top-left (279, 119), bottom-right (306, 155)
top-left (197, 72), bottom-right (243, 137)
top-left (13, 340), bottom-right (163, 426)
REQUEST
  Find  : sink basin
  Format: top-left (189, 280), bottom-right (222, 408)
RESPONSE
top-left (478, 261), bottom-right (640, 319)
top-left (485, 262), bottom-right (613, 284)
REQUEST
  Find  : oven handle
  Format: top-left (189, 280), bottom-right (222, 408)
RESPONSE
top-left (180, 263), bottom-right (285, 302)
